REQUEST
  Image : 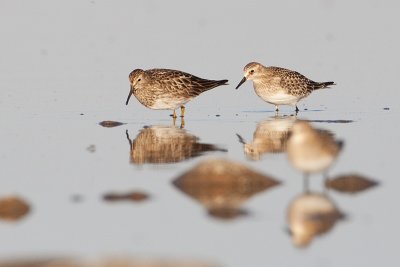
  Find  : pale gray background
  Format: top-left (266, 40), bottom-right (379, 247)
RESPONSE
top-left (0, 1), bottom-right (399, 266)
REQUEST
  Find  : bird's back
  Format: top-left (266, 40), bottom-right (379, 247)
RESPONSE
top-left (147, 69), bottom-right (228, 97)
top-left (265, 67), bottom-right (325, 95)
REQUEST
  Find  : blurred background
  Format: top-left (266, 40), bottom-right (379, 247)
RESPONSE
top-left (0, 1), bottom-right (398, 266)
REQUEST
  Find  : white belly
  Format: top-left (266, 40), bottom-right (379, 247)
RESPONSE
top-left (259, 91), bottom-right (300, 106)
top-left (150, 97), bottom-right (191, 110)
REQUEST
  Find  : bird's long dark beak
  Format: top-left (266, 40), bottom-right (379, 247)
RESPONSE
top-left (125, 85), bottom-right (134, 105)
top-left (235, 77), bottom-right (247, 89)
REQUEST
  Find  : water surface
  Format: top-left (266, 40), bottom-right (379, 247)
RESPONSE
top-left (0, 1), bottom-right (399, 266)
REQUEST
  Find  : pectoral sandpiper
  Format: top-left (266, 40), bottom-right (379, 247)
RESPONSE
top-left (126, 68), bottom-right (228, 118)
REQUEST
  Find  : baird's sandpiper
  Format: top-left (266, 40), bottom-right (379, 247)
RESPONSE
top-left (236, 62), bottom-right (335, 113)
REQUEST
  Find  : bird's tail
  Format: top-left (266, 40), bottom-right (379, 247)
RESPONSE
top-left (315, 81), bottom-right (335, 89)
top-left (194, 79), bottom-right (229, 94)
top-left (208, 79), bottom-right (229, 88)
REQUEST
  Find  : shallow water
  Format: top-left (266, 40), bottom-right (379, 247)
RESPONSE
top-left (1, 1), bottom-right (399, 267)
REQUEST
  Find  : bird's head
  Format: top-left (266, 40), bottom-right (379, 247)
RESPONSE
top-left (126, 69), bottom-right (146, 105)
top-left (235, 62), bottom-right (265, 89)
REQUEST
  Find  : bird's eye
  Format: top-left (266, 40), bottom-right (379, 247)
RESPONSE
top-left (138, 78), bottom-right (141, 82)
top-left (250, 70), bottom-right (255, 74)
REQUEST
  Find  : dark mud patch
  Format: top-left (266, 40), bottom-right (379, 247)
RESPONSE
top-left (307, 119), bottom-right (354, 123)
top-left (98, 121), bottom-right (126, 128)
top-left (326, 174), bottom-right (379, 194)
top-left (0, 196), bottom-right (30, 221)
top-left (103, 191), bottom-right (150, 203)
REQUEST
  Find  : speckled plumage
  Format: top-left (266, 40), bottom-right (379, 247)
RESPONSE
top-left (236, 62), bottom-right (335, 113)
top-left (126, 68), bottom-right (228, 117)
top-left (287, 192), bottom-right (344, 247)
top-left (126, 125), bottom-right (226, 164)
top-left (237, 116), bottom-right (296, 160)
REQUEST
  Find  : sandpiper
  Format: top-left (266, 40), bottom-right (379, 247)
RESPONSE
top-left (237, 115), bottom-right (296, 160)
top-left (235, 62), bottom-right (335, 113)
top-left (287, 121), bottom-right (344, 178)
top-left (126, 125), bottom-right (227, 164)
top-left (287, 191), bottom-right (344, 247)
top-left (126, 68), bottom-right (228, 118)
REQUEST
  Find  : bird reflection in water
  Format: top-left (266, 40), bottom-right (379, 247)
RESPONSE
top-left (286, 121), bottom-right (345, 247)
top-left (287, 185), bottom-right (345, 247)
top-left (287, 120), bottom-right (344, 179)
top-left (126, 125), bottom-right (227, 164)
top-left (237, 115), bottom-right (296, 160)
top-left (285, 122), bottom-right (380, 247)
top-left (173, 158), bottom-right (280, 220)
top-left (287, 173), bottom-right (379, 247)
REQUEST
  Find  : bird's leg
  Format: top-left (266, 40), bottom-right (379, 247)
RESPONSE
top-left (303, 173), bottom-right (310, 193)
top-left (180, 117), bottom-right (185, 129)
top-left (125, 130), bottom-right (133, 151)
top-left (172, 116), bottom-right (177, 126)
top-left (180, 105), bottom-right (185, 118)
top-left (323, 172), bottom-right (329, 194)
top-left (274, 105), bottom-right (279, 116)
top-left (172, 109), bottom-right (177, 119)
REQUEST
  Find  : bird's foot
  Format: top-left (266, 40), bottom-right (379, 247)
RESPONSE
top-left (171, 110), bottom-right (177, 119)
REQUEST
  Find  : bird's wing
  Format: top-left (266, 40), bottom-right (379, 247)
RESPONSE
top-left (149, 69), bottom-right (227, 97)
top-left (317, 129), bottom-right (344, 154)
top-left (272, 67), bottom-right (319, 94)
